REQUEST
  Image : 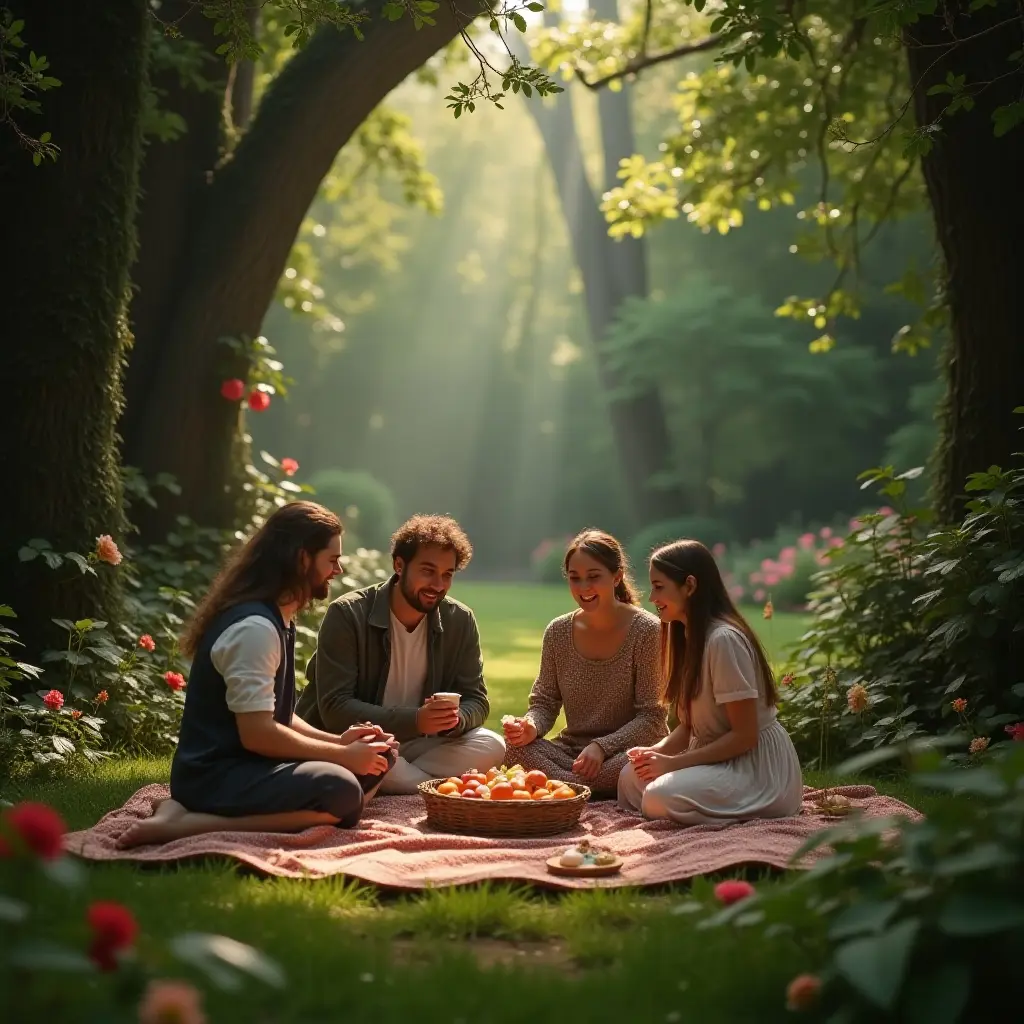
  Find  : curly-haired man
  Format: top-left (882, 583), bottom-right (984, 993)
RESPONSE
top-left (297, 515), bottom-right (506, 794)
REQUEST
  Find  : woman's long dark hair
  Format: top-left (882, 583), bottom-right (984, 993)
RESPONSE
top-left (183, 501), bottom-right (342, 655)
top-left (563, 529), bottom-right (641, 604)
top-left (651, 539), bottom-right (777, 721)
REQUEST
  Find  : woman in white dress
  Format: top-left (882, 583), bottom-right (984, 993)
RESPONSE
top-left (617, 539), bottom-right (803, 825)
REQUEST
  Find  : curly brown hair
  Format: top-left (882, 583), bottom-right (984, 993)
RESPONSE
top-left (390, 514), bottom-right (473, 570)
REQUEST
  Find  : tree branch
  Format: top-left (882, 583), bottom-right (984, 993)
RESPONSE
top-left (576, 33), bottom-right (722, 90)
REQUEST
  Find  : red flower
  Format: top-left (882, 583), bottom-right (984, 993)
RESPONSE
top-left (280, 457), bottom-right (299, 476)
top-left (951, 697), bottom-right (968, 714)
top-left (138, 634), bottom-right (156, 652)
top-left (87, 901), bottom-right (138, 971)
top-left (43, 689), bottom-right (64, 710)
top-left (780, 673), bottom-right (795, 687)
top-left (714, 879), bottom-right (756, 905)
top-left (786, 974), bottom-right (822, 1011)
top-left (2, 802), bottom-right (66, 860)
top-left (164, 671), bottom-right (186, 692)
top-left (220, 378), bottom-right (245, 401)
top-left (1005, 722), bottom-right (1024, 742)
top-left (71, 709), bottom-right (82, 720)
top-left (247, 389), bottom-right (271, 412)
top-left (95, 690), bottom-right (109, 704)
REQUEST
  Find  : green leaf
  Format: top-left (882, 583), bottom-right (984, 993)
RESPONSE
top-left (8, 940), bottom-right (95, 972)
top-left (170, 933), bottom-right (286, 990)
top-left (18, 546), bottom-right (38, 562)
top-left (511, 12), bottom-right (527, 32)
top-left (41, 854), bottom-right (85, 888)
top-left (911, 768), bottom-right (1007, 798)
top-left (938, 893), bottom-right (1024, 936)
top-left (52, 735), bottom-right (75, 755)
top-left (827, 900), bottom-right (899, 941)
top-left (933, 842), bottom-right (1017, 878)
top-left (0, 895), bottom-right (29, 922)
top-left (834, 918), bottom-right (919, 1010)
top-left (992, 100), bottom-right (1024, 137)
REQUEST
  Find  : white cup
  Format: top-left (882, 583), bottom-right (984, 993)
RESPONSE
top-left (429, 691), bottom-right (461, 708)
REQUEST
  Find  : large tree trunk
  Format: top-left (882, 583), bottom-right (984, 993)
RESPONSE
top-left (0, 0), bottom-right (149, 657)
top-left (122, 5), bottom-right (472, 537)
top-left (905, 4), bottom-right (1024, 519)
top-left (513, 19), bottom-right (685, 529)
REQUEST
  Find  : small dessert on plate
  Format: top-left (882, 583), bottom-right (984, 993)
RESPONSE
top-left (548, 838), bottom-right (623, 877)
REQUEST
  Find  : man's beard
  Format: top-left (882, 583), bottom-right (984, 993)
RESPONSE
top-left (307, 566), bottom-right (332, 602)
top-left (399, 570), bottom-right (444, 614)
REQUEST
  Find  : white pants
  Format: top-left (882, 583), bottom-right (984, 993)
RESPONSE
top-left (379, 727), bottom-right (506, 795)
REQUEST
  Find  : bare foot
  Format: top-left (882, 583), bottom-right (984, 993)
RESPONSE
top-left (116, 798), bottom-right (189, 849)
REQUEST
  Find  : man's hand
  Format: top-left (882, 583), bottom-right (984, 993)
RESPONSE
top-left (572, 741), bottom-right (606, 781)
top-left (502, 716), bottom-right (538, 748)
top-left (416, 698), bottom-right (460, 736)
top-left (340, 738), bottom-right (392, 776)
top-left (340, 722), bottom-right (398, 750)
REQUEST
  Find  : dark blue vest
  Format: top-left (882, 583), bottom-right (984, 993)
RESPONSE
top-left (170, 601), bottom-right (295, 783)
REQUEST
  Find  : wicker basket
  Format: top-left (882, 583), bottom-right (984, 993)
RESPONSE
top-left (418, 779), bottom-right (591, 837)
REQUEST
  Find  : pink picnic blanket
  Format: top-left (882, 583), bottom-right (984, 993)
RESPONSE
top-left (65, 784), bottom-right (920, 890)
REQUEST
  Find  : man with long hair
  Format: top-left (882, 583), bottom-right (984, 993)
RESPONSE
top-left (117, 501), bottom-right (396, 848)
top-left (296, 514), bottom-right (505, 794)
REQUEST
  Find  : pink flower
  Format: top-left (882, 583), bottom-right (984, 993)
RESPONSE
top-left (220, 378), bottom-right (245, 401)
top-left (714, 879), bottom-right (755, 905)
top-left (43, 689), bottom-right (64, 710)
top-left (247, 389), bottom-right (271, 412)
top-left (1004, 722), bottom-right (1024, 742)
top-left (951, 697), bottom-right (968, 714)
top-left (828, 537), bottom-right (844, 549)
top-left (138, 980), bottom-right (207, 1024)
top-left (798, 532), bottom-right (816, 550)
top-left (753, 588), bottom-right (765, 602)
top-left (878, 506), bottom-right (894, 516)
top-left (760, 558), bottom-right (775, 572)
top-left (779, 562), bottom-right (796, 579)
top-left (779, 546), bottom-right (797, 562)
top-left (280, 457), bottom-right (299, 476)
top-left (728, 585), bottom-right (745, 601)
top-left (95, 690), bottom-right (109, 704)
top-left (712, 542), bottom-right (727, 558)
top-left (749, 571), bottom-right (764, 585)
top-left (786, 974), bottom-right (822, 1011)
top-left (847, 684), bottom-right (869, 713)
top-left (1, 802), bottom-right (66, 860)
top-left (969, 736), bottom-right (989, 755)
top-left (819, 527), bottom-right (832, 540)
top-left (95, 534), bottom-right (122, 566)
top-left (848, 517), bottom-right (861, 531)
top-left (70, 709), bottom-right (82, 720)
top-left (780, 673), bottom-right (795, 687)
top-left (138, 634), bottom-right (156, 652)
top-left (164, 671), bottom-right (186, 692)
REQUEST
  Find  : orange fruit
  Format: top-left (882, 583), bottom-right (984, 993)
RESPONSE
top-left (445, 776), bottom-right (463, 787)
top-left (511, 789), bottom-right (532, 801)
top-left (461, 772), bottom-right (487, 786)
top-left (524, 770), bottom-right (548, 791)
top-left (552, 786), bottom-right (576, 800)
top-left (532, 790), bottom-right (552, 800)
top-left (436, 782), bottom-right (459, 796)
top-left (460, 787), bottom-right (480, 798)
top-left (486, 767), bottom-right (501, 782)
top-left (547, 780), bottom-right (565, 791)
top-left (490, 783), bottom-right (514, 801)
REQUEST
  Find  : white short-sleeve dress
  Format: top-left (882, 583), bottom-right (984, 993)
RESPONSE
top-left (617, 621), bottom-right (803, 825)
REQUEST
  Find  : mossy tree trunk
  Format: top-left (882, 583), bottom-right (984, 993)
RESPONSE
top-left (0, 0), bottom-right (149, 656)
top-left (121, 5), bottom-right (472, 539)
top-left (906, 4), bottom-right (1024, 519)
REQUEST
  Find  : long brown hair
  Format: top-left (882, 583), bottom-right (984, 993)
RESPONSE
top-left (182, 501), bottom-right (342, 655)
top-left (563, 529), bottom-right (641, 605)
top-left (651, 539), bottom-right (777, 721)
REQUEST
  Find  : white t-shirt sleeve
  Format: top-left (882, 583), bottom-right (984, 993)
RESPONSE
top-left (210, 616), bottom-right (281, 714)
top-left (708, 626), bottom-right (762, 704)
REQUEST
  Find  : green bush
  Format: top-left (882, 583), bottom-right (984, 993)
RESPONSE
top-left (628, 516), bottom-right (733, 575)
top-left (780, 428), bottom-right (1024, 766)
top-left (529, 537), bottom-right (571, 584)
top-left (692, 743), bottom-right (1024, 1021)
top-left (307, 469), bottom-right (399, 551)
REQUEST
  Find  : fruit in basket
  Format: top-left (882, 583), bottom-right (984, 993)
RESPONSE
top-left (547, 780), bottom-right (567, 792)
top-left (461, 772), bottom-right (487, 786)
top-left (532, 790), bottom-right (552, 800)
top-left (486, 767), bottom-right (501, 782)
top-left (490, 782), bottom-right (514, 801)
top-left (511, 790), bottom-right (531, 801)
top-left (460, 786), bottom-right (481, 798)
top-left (436, 782), bottom-right (459, 796)
top-left (551, 786), bottom-right (576, 800)
top-left (524, 770), bottom-right (547, 791)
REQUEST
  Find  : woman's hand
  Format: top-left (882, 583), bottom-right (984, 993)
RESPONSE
top-left (631, 750), bottom-right (677, 783)
top-left (502, 716), bottom-right (537, 748)
top-left (338, 738), bottom-right (392, 776)
top-left (572, 742), bottom-right (606, 781)
top-left (340, 722), bottom-right (398, 751)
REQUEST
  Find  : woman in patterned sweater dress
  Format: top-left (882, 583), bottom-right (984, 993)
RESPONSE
top-left (502, 530), bottom-right (667, 796)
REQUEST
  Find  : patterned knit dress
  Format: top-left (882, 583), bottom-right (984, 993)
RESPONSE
top-left (512, 609), bottom-right (668, 796)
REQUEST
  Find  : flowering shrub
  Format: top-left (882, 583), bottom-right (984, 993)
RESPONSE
top-left (779, 436), bottom-right (1024, 765)
top-left (0, 800), bottom-right (285, 1021)
top-left (530, 536), bottom-right (572, 584)
top-left (4, 457), bottom-right (388, 775)
top-left (683, 743), bottom-right (1024, 1021)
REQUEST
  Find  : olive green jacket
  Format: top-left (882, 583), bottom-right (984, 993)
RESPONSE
top-left (296, 576), bottom-right (490, 742)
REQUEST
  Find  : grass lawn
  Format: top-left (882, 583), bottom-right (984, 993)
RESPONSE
top-left (4, 585), bottom-right (919, 1023)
